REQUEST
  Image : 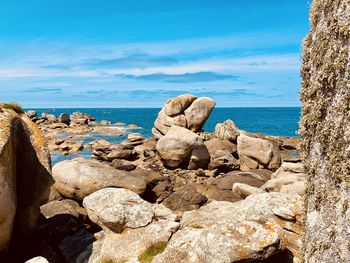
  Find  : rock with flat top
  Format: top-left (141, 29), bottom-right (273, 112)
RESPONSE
top-left (53, 158), bottom-right (148, 201)
top-left (153, 193), bottom-right (302, 263)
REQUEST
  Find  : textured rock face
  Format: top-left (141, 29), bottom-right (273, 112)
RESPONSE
top-left (156, 125), bottom-right (209, 168)
top-left (153, 193), bottom-right (303, 263)
top-left (301, 0), bottom-right (350, 261)
top-left (0, 109), bottom-right (53, 256)
top-left (152, 94), bottom-right (216, 138)
top-left (214, 119), bottom-right (240, 142)
top-left (237, 131), bottom-right (281, 171)
top-left (262, 162), bottom-right (305, 196)
top-left (82, 188), bottom-right (179, 263)
top-left (52, 158), bottom-right (148, 201)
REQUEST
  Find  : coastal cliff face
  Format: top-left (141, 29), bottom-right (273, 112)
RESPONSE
top-left (300, 0), bottom-right (350, 261)
top-left (0, 109), bottom-right (53, 256)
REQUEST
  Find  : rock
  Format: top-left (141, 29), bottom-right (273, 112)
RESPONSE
top-left (211, 170), bottom-right (267, 191)
top-left (96, 220), bottom-right (178, 263)
top-left (53, 158), bottom-right (148, 201)
top-left (26, 110), bottom-right (37, 119)
top-left (134, 138), bottom-right (157, 159)
top-left (204, 138), bottom-right (239, 172)
top-left (153, 193), bottom-right (303, 263)
top-left (163, 94), bottom-right (197, 116)
top-left (0, 109), bottom-right (53, 255)
top-left (59, 140), bottom-right (84, 153)
top-left (106, 148), bottom-right (135, 160)
top-left (83, 188), bottom-right (176, 232)
top-left (162, 184), bottom-right (208, 211)
top-left (25, 257), bottom-right (49, 263)
top-left (152, 94), bottom-right (215, 137)
top-left (261, 162), bottom-right (305, 195)
top-left (154, 109), bottom-right (187, 135)
top-left (156, 125), bottom-right (209, 168)
top-left (208, 150), bottom-right (239, 172)
top-left (58, 113), bottom-right (70, 124)
top-left (48, 187), bottom-right (62, 202)
top-left (100, 120), bottom-right (111, 125)
top-left (204, 185), bottom-right (242, 202)
top-left (188, 144), bottom-right (210, 170)
top-left (237, 131), bottom-right (281, 171)
top-left (59, 230), bottom-right (96, 263)
top-left (127, 133), bottom-right (145, 142)
top-left (70, 112), bottom-right (95, 125)
top-left (204, 138), bottom-right (237, 156)
top-left (214, 119), bottom-right (240, 142)
top-left (110, 159), bottom-right (136, 171)
top-left (40, 199), bottom-right (84, 219)
top-left (151, 180), bottom-right (173, 203)
top-left (184, 97), bottom-right (216, 132)
top-left (232, 183), bottom-right (265, 199)
top-left (41, 113), bottom-right (57, 123)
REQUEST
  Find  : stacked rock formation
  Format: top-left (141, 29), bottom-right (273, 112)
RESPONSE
top-left (153, 94), bottom-right (215, 169)
top-left (301, 0), bottom-right (350, 261)
top-left (152, 94), bottom-right (216, 138)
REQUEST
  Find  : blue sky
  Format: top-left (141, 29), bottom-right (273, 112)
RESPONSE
top-left (0, 0), bottom-right (311, 108)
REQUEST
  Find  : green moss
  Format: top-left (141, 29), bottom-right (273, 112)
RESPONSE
top-left (138, 241), bottom-right (168, 263)
top-left (190, 224), bottom-right (203, 229)
top-left (1, 102), bottom-right (25, 114)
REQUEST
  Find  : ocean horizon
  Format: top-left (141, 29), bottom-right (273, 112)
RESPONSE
top-left (31, 107), bottom-right (301, 138)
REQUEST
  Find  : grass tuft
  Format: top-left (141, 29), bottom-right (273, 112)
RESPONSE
top-left (138, 241), bottom-right (168, 263)
top-left (1, 102), bottom-right (25, 114)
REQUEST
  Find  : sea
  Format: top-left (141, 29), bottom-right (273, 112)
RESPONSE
top-left (31, 107), bottom-right (301, 164)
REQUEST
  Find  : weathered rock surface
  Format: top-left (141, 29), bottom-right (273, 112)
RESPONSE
top-left (83, 188), bottom-right (176, 233)
top-left (152, 94), bottom-right (215, 137)
top-left (82, 188), bottom-right (179, 263)
top-left (0, 109), bottom-right (53, 256)
top-left (162, 184), bottom-right (208, 211)
top-left (156, 125), bottom-right (209, 169)
top-left (262, 162), bottom-right (305, 195)
top-left (40, 199), bottom-right (85, 219)
top-left (214, 119), bottom-right (240, 142)
top-left (184, 97), bottom-right (216, 132)
top-left (237, 131), bottom-right (281, 171)
top-left (153, 192), bottom-right (302, 263)
top-left (52, 158), bottom-right (148, 201)
top-left (300, 1), bottom-right (350, 260)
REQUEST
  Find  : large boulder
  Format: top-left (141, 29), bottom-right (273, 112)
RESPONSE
top-left (262, 162), bottom-right (305, 195)
top-left (81, 188), bottom-right (179, 263)
top-left (214, 119), bottom-right (240, 142)
top-left (152, 94), bottom-right (216, 138)
top-left (184, 97), bottom-right (216, 132)
top-left (156, 125), bottom-right (209, 169)
top-left (83, 188), bottom-right (176, 232)
top-left (163, 94), bottom-right (197, 116)
top-left (0, 109), bottom-right (53, 256)
top-left (237, 131), bottom-right (281, 171)
top-left (153, 193), bottom-right (303, 263)
top-left (52, 158), bottom-right (148, 201)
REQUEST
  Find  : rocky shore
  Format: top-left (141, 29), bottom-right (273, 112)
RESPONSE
top-left (0, 94), bottom-right (304, 263)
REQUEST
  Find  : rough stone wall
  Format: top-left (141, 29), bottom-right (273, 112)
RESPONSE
top-left (300, 0), bottom-right (350, 261)
top-left (0, 109), bottom-right (53, 256)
